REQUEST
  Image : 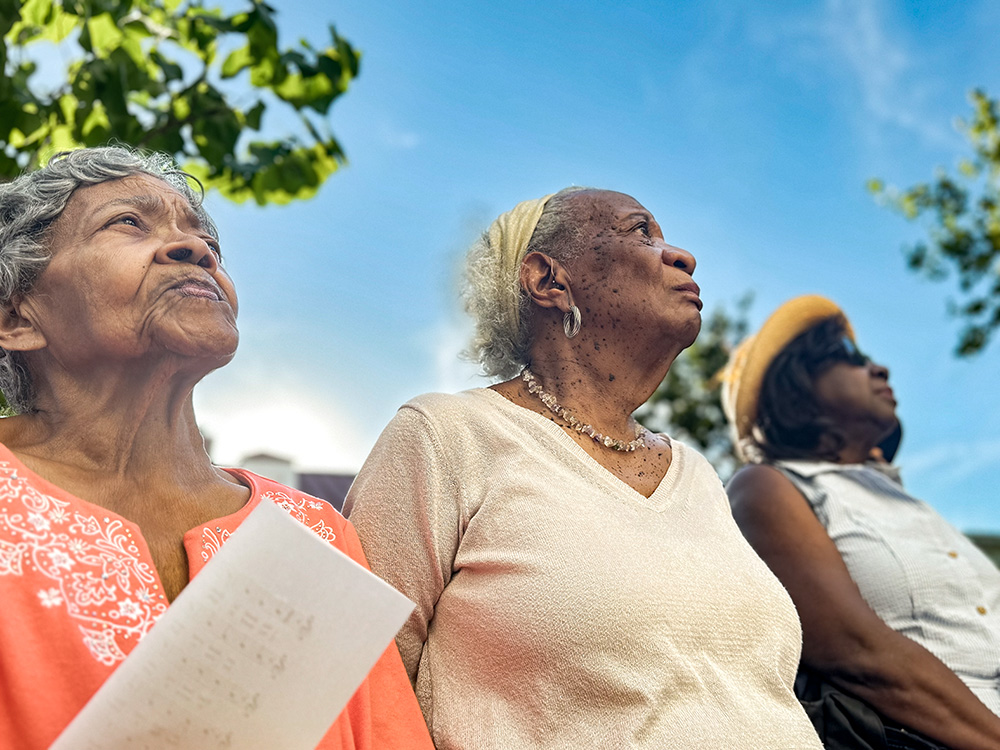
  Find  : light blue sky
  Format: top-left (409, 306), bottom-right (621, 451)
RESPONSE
top-left (193, 0), bottom-right (1000, 531)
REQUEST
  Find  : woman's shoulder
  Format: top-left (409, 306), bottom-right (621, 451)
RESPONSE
top-left (729, 461), bottom-right (792, 485)
top-left (389, 388), bottom-right (510, 435)
top-left (0, 414), bottom-right (45, 454)
top-left (0, 417), bottom-right (19, 448)
top-left (664, 438), bottom-right (723, 485)
top-left (730, 459), bottom-right (842, 494)
top-left (227, 467), bottom-right (354, 536)
top-left (727, 462), bottom-right (808, 515)
top-left (400, 387), bottom-right (496, 415)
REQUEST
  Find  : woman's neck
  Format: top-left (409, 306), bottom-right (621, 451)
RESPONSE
top-left (524, 339), bottom-right (677, 437)
top-left (832, 443), bottom-right (877, 465)
top-left (5, 360), bottom-right (216, 488)
top-left (817, 425), bottom-right (881, 465)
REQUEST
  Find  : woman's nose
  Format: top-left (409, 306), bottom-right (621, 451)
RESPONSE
top-left (869, 361), bottom-right (890, 380)
top-left (662, 244), bottom-right (696, 275)
top-left (157, 235), bottom-right (219, 270)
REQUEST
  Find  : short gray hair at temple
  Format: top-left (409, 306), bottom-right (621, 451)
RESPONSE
top-left (0, 146), bottom-right (216, 413)
top-left (462, 186), bottom-right (590, 380)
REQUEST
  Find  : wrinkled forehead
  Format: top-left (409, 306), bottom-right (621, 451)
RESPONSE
top-left (56, 173), bottom-right (213, 237)
top-left (566, 189), bottom-right (648, 222)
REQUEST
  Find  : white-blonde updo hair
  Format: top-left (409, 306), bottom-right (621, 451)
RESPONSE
top-left (462, 186), bottom-right (590, 380)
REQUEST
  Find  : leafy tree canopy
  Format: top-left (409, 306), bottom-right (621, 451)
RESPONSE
top-left (0, 0), bottom-right (360, 204)
top-left (870, 90), bottom-right (1000, 355)
top-left (636, 294), bottom-right (753, 480)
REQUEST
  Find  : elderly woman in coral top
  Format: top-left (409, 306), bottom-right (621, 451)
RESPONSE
top-left (0, 147), bottom-right (431, 750)
top-left (345, 187), bottom-right (822, 748)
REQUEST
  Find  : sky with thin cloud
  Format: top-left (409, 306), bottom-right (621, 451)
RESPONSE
top-left (194, 0), bottom-right (1000, 531)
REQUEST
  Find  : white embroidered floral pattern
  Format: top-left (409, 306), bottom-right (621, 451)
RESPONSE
top-left (38, 588), bottom-right (63, 607)
top-left (266, 490), bottom-right (338, 542)
top-left (3, 463), bottom-right (342, 670)
top-left (199, 525), bottom-right (231, 562)
top-left (0, 462), bottom-right (166, 665)
top-left (198, 489), bottom-right (338, 558)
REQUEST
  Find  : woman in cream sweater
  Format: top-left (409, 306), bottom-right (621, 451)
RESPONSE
top-left (345, 188), bottom-right (821, 749)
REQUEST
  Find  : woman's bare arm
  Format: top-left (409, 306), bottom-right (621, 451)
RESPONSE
top-left (728, 464), bottom-right (1000, 750)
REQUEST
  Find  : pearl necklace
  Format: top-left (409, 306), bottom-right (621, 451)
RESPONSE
top-left (521, 368), bottom-right (647, 452)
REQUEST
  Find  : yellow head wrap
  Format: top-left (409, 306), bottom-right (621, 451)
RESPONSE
top-left (487, 193), bottom-right (555, 335)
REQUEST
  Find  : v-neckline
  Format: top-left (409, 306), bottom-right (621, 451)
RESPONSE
top-left (477, 387), bottom-right (682, 511)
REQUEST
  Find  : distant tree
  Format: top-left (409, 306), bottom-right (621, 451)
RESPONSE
top-left (0, 0), bottom-right (359, 204)
top-left (869, 89), bottom-right (1000, 355)
top-left (968, 533), bottom-right (1000, 569)
top-left (636, 293), bottom-right (753, 480)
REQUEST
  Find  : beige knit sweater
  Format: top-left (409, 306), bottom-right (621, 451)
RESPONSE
top-left (345, 389), bottom-right (821, 749)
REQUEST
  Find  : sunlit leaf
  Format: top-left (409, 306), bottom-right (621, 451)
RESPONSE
top-left (16, 0), bottom-right (50, 29)
top-left (0, 0), bottom-right (358, 206)
top-left (273, 71), bottom-right (335, 111)
top-left (222, 44), bottom-right (253, 78)
top-left (873, 89), bottom-right (1000, 356)
top-left (80, 100), bottom-right (110, 140)
top-left (171, 94), bottom-right (191, 121)
top-left (86, 13), bottom-right (124, 58)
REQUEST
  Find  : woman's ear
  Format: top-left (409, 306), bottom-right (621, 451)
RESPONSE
top-left (520, 252), bottom-right (574, 312)
top-left (0, 297), bottom-right (47, 352)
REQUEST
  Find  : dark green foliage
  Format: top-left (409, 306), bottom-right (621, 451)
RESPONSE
top-left (968, 533), bottom-right (1000, 569)
top-left (0, 0), bottom-right (360, 204)
top-left (636, 293), bottom-right (753, 479)
top-left (870, 90), bottom-right (1000, 355)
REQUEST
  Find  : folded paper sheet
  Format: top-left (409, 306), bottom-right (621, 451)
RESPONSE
top-left (51, 500), bottom-right (415, 750)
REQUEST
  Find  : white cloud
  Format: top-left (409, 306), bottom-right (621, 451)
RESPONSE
top-left (824, 0), bottom-right (949, 142)
top-left (380, 122), bottom-right (421, 149)
top-left (903, 437), bottom-right (1000, 487)
top-left (757, 0), bottom-right (954, 147)
top-left (194, 374), bottom-right (373, 474)
top-left (421, 315), bottom-right (485, 394)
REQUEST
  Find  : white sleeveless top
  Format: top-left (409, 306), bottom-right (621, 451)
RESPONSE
top-left (775, 459), bottom-right (1000, 715)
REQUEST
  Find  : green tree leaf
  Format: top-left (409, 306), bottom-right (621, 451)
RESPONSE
top-left (221, 44), bottom-right (253, 78)
top-left (0, 0), bottom-right (360, 202)
top-left (871, 90), bottom-right (1000, 355)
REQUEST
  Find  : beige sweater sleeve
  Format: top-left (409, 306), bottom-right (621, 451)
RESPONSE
top-left (344, 404), bottom-right (463, 685)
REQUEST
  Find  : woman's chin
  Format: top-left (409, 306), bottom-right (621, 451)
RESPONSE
top-left (670, 314), bottom-right (702, 352)
top-left (156, 323), bottom-right (239, 363)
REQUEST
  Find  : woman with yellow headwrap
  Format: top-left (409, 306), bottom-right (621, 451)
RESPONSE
top-left (344, 188), bottom-right (822, 748)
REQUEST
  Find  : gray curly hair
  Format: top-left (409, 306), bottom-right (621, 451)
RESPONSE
top-left (462, 186), bottom-right (590, 380)
top-left (0, 146), bottom-right (216, 413)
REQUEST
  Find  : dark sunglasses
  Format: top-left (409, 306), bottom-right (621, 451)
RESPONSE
top-left (817, 335), bottom-right (871, 369)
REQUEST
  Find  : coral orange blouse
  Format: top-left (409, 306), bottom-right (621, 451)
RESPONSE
top-left (0, 444), bottom-right (432, 750)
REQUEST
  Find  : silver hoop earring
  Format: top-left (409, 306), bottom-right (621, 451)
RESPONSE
top-left (563, 305), bottom-right (582, 339)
